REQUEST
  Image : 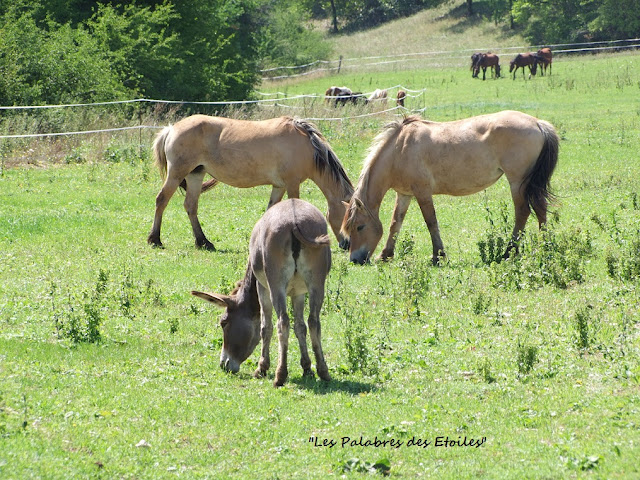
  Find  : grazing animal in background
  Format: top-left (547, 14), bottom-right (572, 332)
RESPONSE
top-left (473, 53), bottom-right (501, 80)
top-left (325, 86), bottom-right (361, 106)
top-left (470, 52), bottom-right (482, 76)
top-left (366, 88), bottom-right (388, 106)
top-left (341, 111), bottom-right (559, 265)
top-left (509, 53), bottom-right (538, 79)
top-left (192, 199), bottom-right (332, 387)
top-left (396, 90), bottom-right (407, 107)
top-left (536, 47), bottom-right (553, 76)
top-left (148, 115), bottom-right (353, 250)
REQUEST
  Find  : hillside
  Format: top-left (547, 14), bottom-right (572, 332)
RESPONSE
top-left (324, 2), bottom-right (527, 66)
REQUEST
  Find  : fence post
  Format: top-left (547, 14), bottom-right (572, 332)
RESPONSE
top-left (337, 55), bottom-right (343, 74)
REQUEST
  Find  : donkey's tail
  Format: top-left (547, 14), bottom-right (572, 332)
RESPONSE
top-left (152, 126), bottom-right (171, 180)
top-left (292, 224), bottom-right (331, 249)
top-left (523, 120), bottom-right (559, 216)
top-left (292, 118), bottom-right (354, 198)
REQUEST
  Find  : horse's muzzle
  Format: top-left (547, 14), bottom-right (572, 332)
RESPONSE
top-left (338, 237), bottom-right (350, 251)
top-left (349, 248), bottom-right (370, 265)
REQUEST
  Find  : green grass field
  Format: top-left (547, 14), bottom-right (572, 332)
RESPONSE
top-left (1, 45), bottom-right (640, 479)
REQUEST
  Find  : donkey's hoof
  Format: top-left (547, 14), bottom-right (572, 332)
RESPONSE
top-left (318, 369), bottom-right (332, 382)
top-left (302, 368), bottom-right (315, 378)
top-left (274, 368), bottom-right (288, 387)
top-left (147, 237), bottom-right (164, 248)
top-left (253, 368), bottom-right (267, 378)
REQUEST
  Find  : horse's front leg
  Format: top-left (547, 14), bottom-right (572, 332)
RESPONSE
top-left (255, 282), bottom-right (274, 378)
top-left (379, 193), bottom-right (411, 261)
top-left (414, 192), bottom-right (445, 265)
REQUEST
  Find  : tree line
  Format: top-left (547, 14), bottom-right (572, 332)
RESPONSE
top-left (0, 0), bottom-right (638, 107)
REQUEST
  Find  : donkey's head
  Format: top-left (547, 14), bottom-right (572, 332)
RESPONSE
top-left (192, 279), bottom-right (260, 373)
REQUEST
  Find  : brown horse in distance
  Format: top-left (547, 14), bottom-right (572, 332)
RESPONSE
top-left (473, 53), bottom-right (501, 80)
top-left (396, 90), bottom-right (406, 107)
top-left (509, 53), bottom-right (538, 79)
top-left (192, 199), bottom-right (332, 387)
top-left (536, 48), bottom-right (553, 75)
top-left (148, 115), bottom-right (353, 250)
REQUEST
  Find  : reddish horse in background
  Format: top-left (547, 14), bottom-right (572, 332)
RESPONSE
top-left (396, 90), bottom-right (406, 107)
top-left (509, 53), bottom-right (538, 79)
top-left (473, 53), bottom-right (501, 80)
top-left (536, 48), bottom-right (553, 75)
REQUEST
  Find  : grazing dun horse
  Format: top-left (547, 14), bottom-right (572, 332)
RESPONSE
top-left (341, 111), bottom-right (559, 265)
top-left (192, 199), bottom-right (332, 387)
top-left (509, 53), bottom-right (538, 79)
top-left (536, 48), bottom-right (552, 76)
top-left (367, 88), bottom-right (388, 106)
top-left (148, 115), bottom-right (353, 250)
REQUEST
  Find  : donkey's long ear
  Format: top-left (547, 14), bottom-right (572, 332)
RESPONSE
top-left (191, 291), bottom-right (231, 309)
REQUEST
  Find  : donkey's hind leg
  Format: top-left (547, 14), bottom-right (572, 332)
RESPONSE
top-left (291, 294), bottom-right (313, 377)
top-left (184, 169), bottom-right (215, 250)
top-left (148, 177), bottom-right (181, 248)
top-left (255, 282), bottom-right (273, 378)
top-left (307, 285), bottom-right (331, 382)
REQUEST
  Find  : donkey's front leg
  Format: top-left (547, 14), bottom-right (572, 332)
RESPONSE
top-left (255, 283), bottom-right (273, 378)
top-left (415, 192), bottom-right (446, 265)
top-left (380, 193), bottom-right (411, 261)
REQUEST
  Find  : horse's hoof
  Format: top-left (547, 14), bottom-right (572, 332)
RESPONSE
top-left (302, 368), bottom-right (315, 378)
top-left (318, 369), bottom-right (332, 382)
top-left (197, 241), bottom-right (216, 251)
top-left (148, 237), bottom-right (164, 249)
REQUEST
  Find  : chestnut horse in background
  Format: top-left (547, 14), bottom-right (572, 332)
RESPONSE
top-left (341, 111), bottom-right (559, 265)
top-left (148, 115), bottom-right (353, 250)
top-left (537, 48), bottom-right (553, 75)
top-left (509, 53), bottom-right (538, 79)
top-left (396, 90), bottom-right (406, 107)
top-left (473, 53), bottom-right (501, 80)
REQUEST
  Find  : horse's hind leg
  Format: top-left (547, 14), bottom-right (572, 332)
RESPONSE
top-left (504, 183), bottom-right (532, 258)
top-left (184, 169), bottom-right (215, 250)
top-left (307, 285), bottom-right (331, 382)
top-left (148, 177), bottom-right (181, 248)
top-left (291, 294), bottom-right (313, 377)
top-left (380, 193), bottom-right (411, 261)
top-left (415, 192), bottom-right (446, 265)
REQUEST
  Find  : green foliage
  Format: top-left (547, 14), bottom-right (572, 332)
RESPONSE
top-left (516, 340), bottom-right (538, 375)
top-left (489, 226), bottom-right (593, 290)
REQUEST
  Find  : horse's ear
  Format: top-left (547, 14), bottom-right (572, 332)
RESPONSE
top-left (353, 197), bottom-right (365, 210)
top-left (342, 201), bottom-right (350, 208)
top-left (191, 291), bottom-right (232, 309)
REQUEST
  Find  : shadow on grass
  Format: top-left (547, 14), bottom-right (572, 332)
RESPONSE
top-left (436, 1), bottom-right (519, 41)
top-left (291, 375), bottom-right (379, 395)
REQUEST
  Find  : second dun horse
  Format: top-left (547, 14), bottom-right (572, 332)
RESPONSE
top-left (341, 111), bottom-right (559, 265)
top-left (148, 115), bottom-right (353, 250)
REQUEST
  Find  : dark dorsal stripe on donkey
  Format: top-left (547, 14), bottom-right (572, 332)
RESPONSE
top-left (148, 115), bottom-right (353, 251)
top-left (192, 199), bottom-right (332, 387)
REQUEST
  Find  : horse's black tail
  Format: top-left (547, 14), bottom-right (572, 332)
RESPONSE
top-left (523, 120), bottom-right (559, 219)
top-left (293, 118), bottom-right (354, 198)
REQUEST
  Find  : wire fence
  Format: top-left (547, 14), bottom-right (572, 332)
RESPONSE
top-left (260, 38), bottom-right (640, 80)
top-left (1, 38), bottom-right (638, 141)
